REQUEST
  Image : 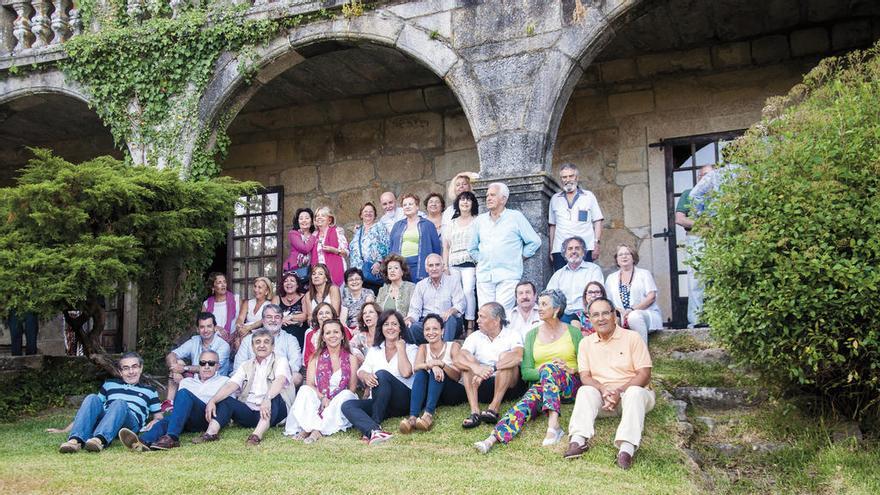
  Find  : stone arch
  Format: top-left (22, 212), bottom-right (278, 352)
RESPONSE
top-left (190, 10), bottom-right (491, 171)
top-left (533, 0), bottom-right (647, 172)
top-left (0, 69), bottom-right (90, 106)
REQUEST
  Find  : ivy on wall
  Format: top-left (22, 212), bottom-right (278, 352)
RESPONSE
top-left (60, 1), bottom-right (341, 179)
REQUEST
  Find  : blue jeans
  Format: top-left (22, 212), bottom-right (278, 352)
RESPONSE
top-left (342, 370), bottom-right (411, 436)
top-left (407, 315), bottom-right (463, 344)
top-left (405, 256), bottom-right (423, 283)
top-left (409, 370), bottom-right (466, 416)
top-left (140, 389), bottom-right (208, 443)
top-left (68, 394), bottom-right (140, 446)
top-left (214, 395), bottom-right (287, 429)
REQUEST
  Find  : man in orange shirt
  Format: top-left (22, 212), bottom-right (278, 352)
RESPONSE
top-left (564, 297), bottom-right (654, 469)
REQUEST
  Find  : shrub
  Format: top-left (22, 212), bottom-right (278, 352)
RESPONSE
top-left (699, 42), bottom-right (880, 421)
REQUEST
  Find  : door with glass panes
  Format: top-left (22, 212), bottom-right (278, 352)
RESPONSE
top-left (228, 187), bottom-right (284, 300)
top-left (659, 131), bottom-right (743, 327)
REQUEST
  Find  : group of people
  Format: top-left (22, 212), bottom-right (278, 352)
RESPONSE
top-left (52, 163), bottom-right (667, 470)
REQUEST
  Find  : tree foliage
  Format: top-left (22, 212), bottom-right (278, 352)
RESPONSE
top-left (700, 43), bottom-right (880, 420)
top-left (0, 149), bottom-right (256, 371)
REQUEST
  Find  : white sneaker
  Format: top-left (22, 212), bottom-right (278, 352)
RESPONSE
top-left (542, 427), bottom-right (565, 447)
top-left (368, 430), bottom-right (392, 445)
top-left (474, 439), bottom-right (493, 454)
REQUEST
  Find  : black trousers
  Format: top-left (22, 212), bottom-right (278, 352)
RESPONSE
top-left (341, 370), bottom-right (411, 436)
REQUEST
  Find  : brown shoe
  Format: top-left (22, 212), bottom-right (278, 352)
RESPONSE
top-left (245, 434), bottom-right (261, 446)
top-left (118, 428), bottom-right (150, 452)
top-left (191, 433), bottom-right (219, 444)
top-left (59, 439), bottom-right (81, 453)
top-left (399, 416), bottom-right (416, 434)
top-left (83, 437), bottom-right (104, 452)
top-left (150, 434), bottom-right (180, 450)
top-left (415, 413), bottom-right (433, 431)
top-left (617, 451), bottom-right (633, 470)
top-left (563, 440), bottom-right (590, 459)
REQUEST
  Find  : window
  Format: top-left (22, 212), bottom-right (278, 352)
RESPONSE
top-left (228, 187), bottom-right (284, 300)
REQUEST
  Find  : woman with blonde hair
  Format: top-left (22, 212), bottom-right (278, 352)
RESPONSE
top-left (311, 206), bottom-right (348, 286)
top-left (234, 276), bottom-right (278, 352)
top-left (442, 171), bottom-right (478, 227)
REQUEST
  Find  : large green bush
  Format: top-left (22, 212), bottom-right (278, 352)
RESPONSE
top-left (700, 43), bottom-right (880, 420)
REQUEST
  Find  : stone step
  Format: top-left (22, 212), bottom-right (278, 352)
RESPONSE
top-left (672, 386), bottom-right (766, 409)
top-left (669, 348), bottom-right (731, 365)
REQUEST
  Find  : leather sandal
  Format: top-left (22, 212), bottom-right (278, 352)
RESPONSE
top-left (245, 434), bottom-right (261, 446)
top-left (462, 413), bottom-right (481, 429)
top-left (479, 409), bottom-right (499, 424)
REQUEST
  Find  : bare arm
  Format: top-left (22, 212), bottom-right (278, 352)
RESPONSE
top-left (46, 421), bottom-right (74, 433)
top-left (548, 224), bottom-right (556, 262)
top-left (495, 348), bottom-right (524, 370)
top-left (592, 219), bottom-right (603, 257)
top-left (347, 355), bottom-right (359, 393)
top-left (329, 286), bottom-right (342, 315)
top-left (396, 341), bottom-right (413, 378)
top-left (413, 344), bottom-right (429, 371)
top-left (674, 211), bottom-right (694, 231)
top-left (306, 359), bottom-right (317, 388)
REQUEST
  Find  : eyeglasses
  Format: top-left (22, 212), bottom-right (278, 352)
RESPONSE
top-left (120, 364), bottom-right (142, 372)
top-left (586, 290), bottom-right (604, 296)
top-left (589, 311), bottom-right (614, 319)
top-left (199, 361), bottom-right (217, 367)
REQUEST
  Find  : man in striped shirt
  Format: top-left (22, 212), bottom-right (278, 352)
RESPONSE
top-left (58, 352), bottom-right (162, 453)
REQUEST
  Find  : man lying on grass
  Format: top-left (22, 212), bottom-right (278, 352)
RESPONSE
top-left (118, 350), bottom-right (229, 451)
top-left (55, 352), bottom-right (162, 453)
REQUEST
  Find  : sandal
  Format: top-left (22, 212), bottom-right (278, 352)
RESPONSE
top-left (479, 409), bottom-right (499, 424)
top-left (415, 413), bottom-right (433, 431)
top-left (462, 413), bottom-right (481, 429)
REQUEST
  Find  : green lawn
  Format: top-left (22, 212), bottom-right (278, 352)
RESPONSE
top-left (0, 401), bottom-right (696, 495)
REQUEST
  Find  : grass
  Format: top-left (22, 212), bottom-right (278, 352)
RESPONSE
top-left (0, 400), bottom-right (697, 495)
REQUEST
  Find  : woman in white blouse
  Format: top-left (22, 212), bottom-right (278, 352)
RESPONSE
top-left (340, 310), bottom-right (418, 445)
top-left (605, 244), bottom-right (663, 343)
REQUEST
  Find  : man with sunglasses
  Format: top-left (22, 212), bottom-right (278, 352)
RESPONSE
top-left (564, 297), bottom-right (654, 470)
top-left (118, 350), bottom-right (229, 451)
top-left (58, 352), bottom-right (162, 453)
top-left (162, 312), bottom-right (231, 413)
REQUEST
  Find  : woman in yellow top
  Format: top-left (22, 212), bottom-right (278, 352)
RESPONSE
top-left (474, 289), bottom-right (582, 453)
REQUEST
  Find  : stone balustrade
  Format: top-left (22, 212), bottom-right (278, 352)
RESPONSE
top-left (0, 0), bottom-right (356, 60)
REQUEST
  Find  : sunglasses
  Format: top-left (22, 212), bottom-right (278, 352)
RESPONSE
top-left (199, 361), bottom-right (217, 367)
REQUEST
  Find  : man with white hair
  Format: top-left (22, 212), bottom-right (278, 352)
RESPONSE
top-left (549, 163), bottom-right (604, 271)
top-left (469, 182), bottom-right (541, 314)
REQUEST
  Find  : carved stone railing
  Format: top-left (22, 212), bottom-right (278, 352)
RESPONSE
top-left (0, 0), bottom-right (366, 65)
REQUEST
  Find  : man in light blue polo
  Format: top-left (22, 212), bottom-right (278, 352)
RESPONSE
top-left (163, 312), bottom-right (231, 410)
top-left (546, 236), bottom-right (604, 323)
top-left (469, 182), bottom-right (541, 314)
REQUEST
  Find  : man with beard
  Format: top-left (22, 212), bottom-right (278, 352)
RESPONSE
top-left (549, 163), bottom-right (604, 271)
top-left (234, 304), bottom-right (303, 388)
top-left (546, 236), bottom-right (604, 323)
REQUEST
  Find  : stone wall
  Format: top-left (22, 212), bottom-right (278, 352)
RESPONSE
top-left (221, 84), bottom-right (478, 236)
top-left (553, 22), bottom-right (879, 319)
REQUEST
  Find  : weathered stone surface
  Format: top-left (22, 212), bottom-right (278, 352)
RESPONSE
top-left (694, 416), bottom-right (716, 433)
top-left (714, 443), bottom-right (744, 457)
top-left (832, 422), bottom-right (864, 444)
top-left (433, 148), bottom-right (479, 182)
top-left (751, 35), bottom-right (790, 64)
top-left (334, 120), bottom-right (382, 159)
top-left (711, 42), bottom-right (751, 69)
top-left (669, 348), bottom-right (732, 365)
top-left (297, 127), bottom-right (333, 163)
top-left (617, 146), bottom-right (646, 172)
top-left (608, 90), bottom-right (655, 117)
top-left (790, 27), bottom-right (830, 57)
top-left (226, 141), bottom-right (277, 166)
top-left (396, 23), bottom-right (458, 76)
top-left (673, 387), bottom-right (767, 409)
top-left (424, 85), bottom-right (458, 110)
top-left (280, 165), bottom-right (318, 194)
top-left (622, 183), bottom-right (649, 228)
top-left (336, 184), bottom-right (385, 227)
top-left (377, 152), bottom-right (428, 183)
top-left (473, 52), bottom-right (544, 91)
top-left (319, 159), bottom-right (375, 193)
top-left (600, 58), bottom-right (638, 82)
top-left (411, 11), bottom-right (453, 40)
top-left (451, 0), bottom-right (561, 49)
top-left (362, 93), bottom-right (392, 116)
top-left (385, 112), bottom-right (443, 150)
top-left (637, 48), bottom-right (711, 77)
top-left (831, 19), bottom-right (873, 51)
top-left (476, 132), bottom-right (545, 177)
top-left (443, 112), bottom-right (475, 151)
top-left (615, 171), bottom-right (648, 186)
top-left (388, 89), bottom-right (427, 114)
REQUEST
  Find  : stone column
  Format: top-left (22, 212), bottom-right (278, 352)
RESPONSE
top-left (472, 173), bottom-right (560, 289)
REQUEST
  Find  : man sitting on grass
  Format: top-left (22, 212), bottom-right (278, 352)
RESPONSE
top-left (196, 329), bottom-right (295, 446)
top-left (118, 350), bottom-right (229, 451)
top-left (57, 352), bottom-right (162, 453)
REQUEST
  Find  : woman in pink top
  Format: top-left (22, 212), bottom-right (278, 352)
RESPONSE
top-left (283, 208), bottom-right (317, 280)
top-left (311, 206), bottom-right (348, 286)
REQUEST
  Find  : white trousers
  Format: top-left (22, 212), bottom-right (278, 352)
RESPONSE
top-left (568, 385), bottom-right (655, 448)
top-left (476, 279), bottom-right (518, 316)
top-left (283, 385), bottom-right (357, 436)
top-left (686, 235), bottom-right (705, 327)
top-left (451, 265), bottom-right (477, 320)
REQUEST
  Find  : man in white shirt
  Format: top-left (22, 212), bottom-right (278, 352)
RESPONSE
top-left (454, 302), bottom-right (525, 428)
top-left (546, 236), bottom-right (604, 323)
top-left (507, 281), bottom-right (541, 340)
top-left (379, 191), bottom-right (406, 234)
top-left (234, 305), bottom-right (303, 388)
top-left (163, 312), bottom-right (231, 410)
top-left (200, 330), bottom-right (294, 445)
top-left (120, 350), bottom-right (229, 451)
top-left (549, 163), bottom-right (604, 271)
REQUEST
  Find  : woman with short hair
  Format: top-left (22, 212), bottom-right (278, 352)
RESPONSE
top-left (605, 244), bottom-right (663, 343)
top-left (474, 289), bottom-right (582, 454)
top-left (283, 208), bottom-right (317, 279)
top-left (424, 192), bottom-right (446, 237)
top-left (375, 254), bottom-right (415, 318)
top-left (571, 281), bottom-right (607, 336)
top-left (311, 206), bottom-right (348, 286)
top-left (340, 267), bottom-right (375, 332)
top-left (389, 193), bottom-right (441, 283)
top-left (284, 319), bottom-right (358, 443)
top-left (348, 202), bottom-right (390, 294)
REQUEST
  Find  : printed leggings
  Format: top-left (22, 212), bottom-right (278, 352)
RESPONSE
top-left (492, 363), bottom-right (580, 444)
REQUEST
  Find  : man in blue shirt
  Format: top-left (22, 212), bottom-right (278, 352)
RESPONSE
top-left (57, 352), bottom-right (162, 453)
top-left (163, 312), bottom-right (231, 411)
top-left (469, 182), bottom-right (541, 314)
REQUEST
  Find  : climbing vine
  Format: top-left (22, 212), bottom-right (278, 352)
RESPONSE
top-left (60, 1), bottom-right (339, 178)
